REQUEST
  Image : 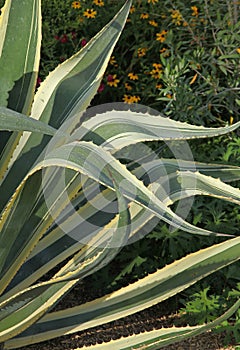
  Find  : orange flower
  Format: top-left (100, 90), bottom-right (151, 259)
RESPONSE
top-left (83, 9), bottom-right (97, 18)
top-left (148, 0), bottom-right (158, 3)
top-left (93, 0), bottom-right (104, 6)
top-left (125, 83), bottom-right (132, 91)
top-left (152, 63), bottom-right (162, 71)
top-left (107, 74), bottom-right (120, 87)
top-left (150, 69), bottom-right (162, 79)
top-left (159, 47), bottom-right (170, 57)
top-left (191, 6), bottom-right (199, 16)
top-left (156, 30), bottom-right (168, 42)
top-left (123, 95), bottom-right (141, 104)
top-left (149, 20), bottom-right (158, 27)
top-left (170, 9), bottom-right (182, 25)
top-left (140, 13), bottom-right (149, 19)
top-left (156, 83), bottom-right (163, 89)
top-left (109, 56), bottom-right (117, 66)
top-left (130, 5), bottom-right (136, 14)
top-left (137, 47), bottom-right (147, 57)
top-left (128, 72), bottom-right (139, 80)
top-left (72, 1), bottom-right (81, 9)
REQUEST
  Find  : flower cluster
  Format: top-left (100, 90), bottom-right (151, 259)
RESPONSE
top-left (40, 0), bottom-right (240, 119)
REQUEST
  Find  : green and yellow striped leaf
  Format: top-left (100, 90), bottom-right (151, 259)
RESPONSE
top-left (0, 0), bottom-right (41, 181)
top-left (0, 0), bottom-right (41, 113)
top-left (6, 235), bottom-right (240, 348)
top-left (72, 109), bottom-right (240, 150)
top-left (0, 107), bottom-right (56, 136)
top-left (0, 0), bottom-right (132, 212)
top-left (76, 298), bottom-right (240, 349)
top-left (0, 184), bottom-right (130, 343)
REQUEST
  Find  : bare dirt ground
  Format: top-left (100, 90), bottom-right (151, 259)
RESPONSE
top-left (20, 283), bottom-right (237, 350)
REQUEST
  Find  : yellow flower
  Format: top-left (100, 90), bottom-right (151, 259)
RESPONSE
top-left (191, 6), bottom-right (199, 16)
top-left (156, 83), bottom-right (163, 89)
top-left (170, 9), bottom-right (182, 25)
top-left (125, 83), bottom-right (132, 91)
top-left (166, 93), bottom-right (172, 99)
top-left (159, 47), bottom-right (170, 57)
top-left (236, 48), bottom-right (240, 54)
top-left (140, 13), bottom-right (149, 19)
top-left (148, 0), bottom-right (158, 4)
top-left (107, 74), bottom-right (120, 87)
top-left (137, 48), bottom-right (147, 57)
top-left (93, 0), bottom-right (104, 6)
top-left (130, 5), bottom-right (136, 14)
top-left (128, 72), bottom-right (139, 80)
top-left (83, 8), bottom-right (97, 18)
top-left (150, 69), bottom-right (162, 79)
top-left (149, 20), bottom-right (158, 27)
top-left (123, 95), bottom-right (141, 104)
top-left (152, 63), bottom-right (162, 71)
top-left (72, 1), bottom-right (81, 9)
top-left (109, 56), bottom-right (117, 65)
top-left (156, 30), bottom-right (168, 42)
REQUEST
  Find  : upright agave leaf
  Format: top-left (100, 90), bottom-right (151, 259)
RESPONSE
top-left (0, 0), bottom-right (41, 180)
top-left (0, 0), bottom-right (41, 112)
top-left (0, 0), bottom-right (132, 211)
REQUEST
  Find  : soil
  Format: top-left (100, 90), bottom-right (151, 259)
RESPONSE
top-left (19, 282), bottom-right (237, 350)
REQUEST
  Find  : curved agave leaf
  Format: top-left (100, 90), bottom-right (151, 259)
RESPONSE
top-left (6, 235), bottom-right (240, 348)
top-left (7, 155), bottom-right (240, 295)
top-left (37, 141), bottom-right (223, 236)
top-left (138, 158), bottom-right (240, 183)
top-left (72, 299), bottom-right (240, 350)
top-left (0, 279), bottom-right (79, 344)
top-left (0, 0), bottom-right (132, 212)
top-left (72, 109), bottom-right (240, 151)
top-left (4, 182), bottom-right (144, 297)
top-left (176, 171), bottom-right (240, 204)
top-left (0, 184), bottom-right (130, 343)
top-left (0, 139), bottom-right (229, 294)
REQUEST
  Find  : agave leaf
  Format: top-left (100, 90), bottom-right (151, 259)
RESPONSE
top-left (0, 107), bottom-right (55, 180)
top-left (65, 299), bottom-right (240, 350)
top-left (0, 0), bottom-right (132, 214)
top-left (0, 0), bottom-right (41, 181)
top-left (0, 0), bottom-right (41, 113)
top-left (6, 235), bottom-right (240, 348)
top-left (69, 298), bottom-right (240, 349)
top-left (176, 170), bottom-right (240, 204)
top-left (72, 109), bottom-right (240, 151)
top-left (38, 141), bottom-right (232, 235)
top-left (139, 158), bottom-right (240, 183)
top-left (0, 186), bottom-right (130, 343)
top-left (0, 107), bottom-right (56, 136)
top-left (1, 139), bottom-right (229, 293)
top-left (7, 155), bottom-right (240, 294)
top-left (0, 279), bottom-right (78, 344)
top-left (4, 184), bottom-right (140, 297)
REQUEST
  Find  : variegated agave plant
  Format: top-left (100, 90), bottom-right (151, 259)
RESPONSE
top-left (0, 0), bottom-right (240, 349)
